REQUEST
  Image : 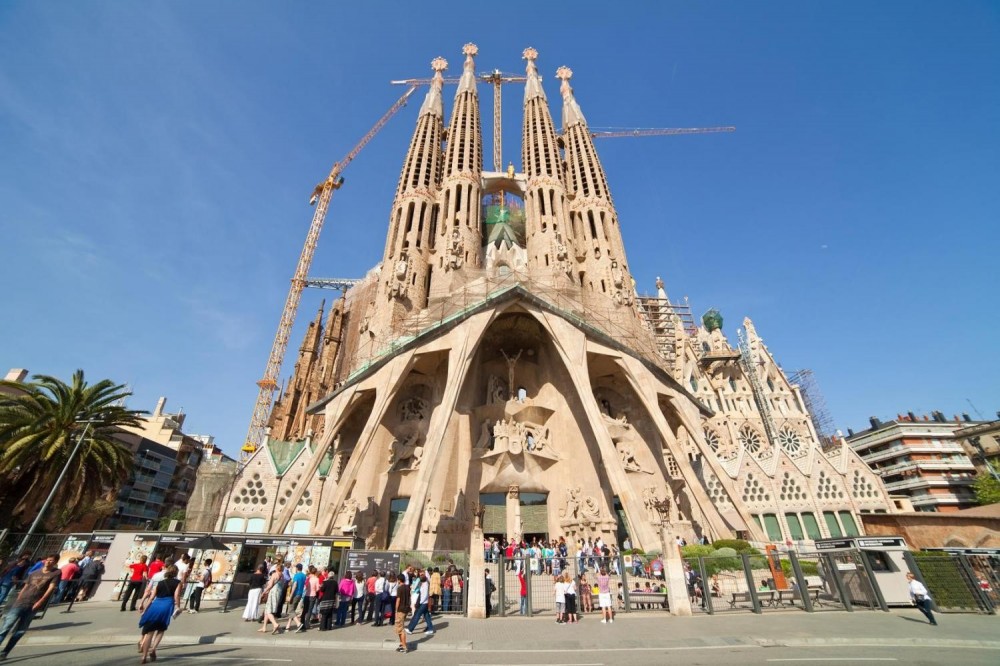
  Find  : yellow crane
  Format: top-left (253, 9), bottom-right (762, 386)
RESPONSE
top-left (241, 85), bottom-right (418, 459)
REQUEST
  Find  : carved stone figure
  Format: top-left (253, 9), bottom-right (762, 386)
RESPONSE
top-left (642, 486), bottom-right (663, 524)
top-left (554, 232), bottom-right (571, 275)
top-left (562, 486), bottom-right (582, 520)
top-left (507, 485), bottom-right (520, 500)
top-left (388, 432), bottom-right (423, 471)
top-left (447, 229), bottom-right (464, 271)
top-left (486, 375), bottom-right (508, 405)
top-left (335, 497), bottom-right (359, 529)
top-left (390, 250), bottom-right (409, 300)
top-left (399, 396), bottom-right (428, 422)
top-left (474, 419), bottom-right (494, 450)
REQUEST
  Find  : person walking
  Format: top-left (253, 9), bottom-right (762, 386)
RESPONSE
top-left (336, 570), bottom-right (356, 627)
top-left (258, 563), bottom-right (284, 635)
top-left (0, 554), bottom-right (59, 661)
top-left (243, 565), bottom-right (267, 622)
top-left (121, 555), bottom-right (149, 612)
top-left (286, 565), bottom-right (319, 633)
top-left (405, 572), bottom-right (434, 636)
top-left (136, 564), bottom-right (182, 664)
top-left (906, 572), bottom-right (937, 626)
top-left (285, 564), bottom-right (306, 624)
top-left (0, 556), bottom-right (30, 608)
top-left (394, 573), bottom-right (411, 653)
top-left (187, 559), bottom-right (212, 614)
top-left (362, 570), bottom-right (378, 623)
top-left (317, 571), bottom-right (338, 631)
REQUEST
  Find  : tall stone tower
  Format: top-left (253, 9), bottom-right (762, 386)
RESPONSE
top-left (556, 66), bottom-right (634, 307)
top-left (223, 44), bottom-right (895, 551)
top-left (432, 43), bottom-right (484, 296)
top-left (520, 48), bottom-right (573, 280)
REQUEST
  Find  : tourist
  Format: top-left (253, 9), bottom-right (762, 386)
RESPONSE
top-left (518, 569), bottom-right (527, 615)
top-left (243, 564), bottom-right (267, 622)
top-left (906, 572), bottom-right (937, 626)
top-left (317, 570), bottom-right (338, 631)
top-left (579, 573), bottom-right (593, 614)
top-left (77, 555), bottom-right (105, 602)
top-left (286, 564), bottom-right (306, 624)
top-left (554, 572), bottom-right (567, 623)
top-left (394, 572), bottom-right (411, 653)
top-left (258, 563), bottom-right (284, 635)
top-left (596, 567), bottom-right (613, 623)
top-left (373, 571), bottom-right (387, 627)
top-left (121, 555), bottom-right (149, 612)
top-left (187, 559), bottom-right (212, 614)
top-left (336, 570), bottom-right (356, 626)
top-left (450, 568), bottom-right (464, 612)
top-left (137, 564), bottom-right (181, 664)
top-left (484, 568), bottom-right (495, 618)
top-left (0, 554), bottom-right (59, 660)
top-left (0, 556), bottom-right (30, 608)
top-left (429, 567), bottom-right (441, 614)
top-left (564, 572), bottom-right (578, 624)
top-left (173, 554), bottom-right (192, 618)
top-left (385, 572), bottom-right (399, 625)
top-left (405, 571), bottom-right (434, 635)
top-left (275, 562), bottom-right (291, 618)
top-left (147, 556), bottom-right (165, 585)
top-left (287, 565), bottom-right (319, 633)
top-left (350, 571), bottom-right (365, 624)
top-left (362, 570), bottom-right (378, 623)
top-left (56, 557), bottom-right (80, 603)
top-left (442, 567), bottom-right (453, 612)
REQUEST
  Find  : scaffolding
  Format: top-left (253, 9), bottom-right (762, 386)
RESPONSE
top-left (788, 368), bottom-right (836, 446)
top-left (635, 294), bottom-right (697, 366)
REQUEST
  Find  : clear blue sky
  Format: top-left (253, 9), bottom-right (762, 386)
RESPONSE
top-left (2, 1), bottom-right (998, 457)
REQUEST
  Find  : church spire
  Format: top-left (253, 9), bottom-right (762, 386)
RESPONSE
top-left (433, 43), bottom-right (484, 288)
top-left (557, 65), bottom-right (633, 307)
top-left (371, 56), bottom-right (447, 336)
top-left (520, 47), bottom-right (573, 278)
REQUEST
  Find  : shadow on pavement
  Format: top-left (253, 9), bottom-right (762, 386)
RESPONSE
top-left (31, 621), bottom-right (92, 632)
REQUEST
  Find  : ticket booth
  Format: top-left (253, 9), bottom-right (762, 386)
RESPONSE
top-left (815, 536), bottom-right (913, 606)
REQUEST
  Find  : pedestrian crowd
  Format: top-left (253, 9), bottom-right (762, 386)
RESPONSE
top-left (241, 557), bottom-right (468, 655)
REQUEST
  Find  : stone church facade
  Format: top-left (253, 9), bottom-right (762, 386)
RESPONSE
top-left (217, 45), bottom-right (894, 551)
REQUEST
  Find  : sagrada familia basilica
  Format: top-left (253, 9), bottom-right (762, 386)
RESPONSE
top-left (217, 45), bottom-right (895, 551)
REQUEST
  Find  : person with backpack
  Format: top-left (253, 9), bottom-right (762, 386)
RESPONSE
top-left (187, 559), bottom-right (212, 614)
top-left (484, 568), bottom-right (496, 618)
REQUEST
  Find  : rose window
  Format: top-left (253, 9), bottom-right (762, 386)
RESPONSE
top-left (777, 427), bottom-right (804, 456)
top-left (738, 426), bottom-right (764, 455)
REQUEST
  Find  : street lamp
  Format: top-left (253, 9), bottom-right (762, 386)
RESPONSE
top-left (16, 414), bottom-right (103, 555)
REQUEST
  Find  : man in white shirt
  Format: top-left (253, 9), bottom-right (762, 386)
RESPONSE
top-left (906, 572), bottom-right (937, 625)
top-left (404, 572), bottom-right (435, 635)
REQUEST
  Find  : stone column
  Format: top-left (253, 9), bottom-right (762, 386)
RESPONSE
top-left (467, 525), bottom-right (487, 619)
top-left (661, 523), bottom-right (693, 617)
top-left (506, 485), bottom-right (521, 539)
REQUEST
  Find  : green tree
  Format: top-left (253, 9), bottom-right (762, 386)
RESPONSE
top-left (972, 462), bottom-right (1000, 506)
top-left (0, 370), bottom-right (143, 529)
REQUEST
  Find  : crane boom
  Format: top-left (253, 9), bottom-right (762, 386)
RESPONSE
top-left (590, 126), bottom-right (735, 139)
top-left (241, 85), bottom-right (418, 459)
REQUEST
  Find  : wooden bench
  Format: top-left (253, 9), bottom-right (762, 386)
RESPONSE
top-left (771, 587), bottom-right (823, 607)
top-left (628, 592), bottom-right (669, 610)
top-left (729, 591), bottom-right (753, 608)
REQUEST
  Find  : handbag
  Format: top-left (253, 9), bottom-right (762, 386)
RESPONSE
top-left (260, 589), bottom-right (270, 603)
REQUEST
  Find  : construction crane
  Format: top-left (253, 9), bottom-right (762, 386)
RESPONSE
top-left (589, 126), bottom-right (735, 139)
top-left (303, 278), bottom-right (363, 292)
top-left (392, 71), bottom-right (527, 172)
top-left (240, 85), bottom-right (418, 460)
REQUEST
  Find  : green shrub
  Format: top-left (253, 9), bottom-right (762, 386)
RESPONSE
top-left (680, 544), bottom-right (715, 559)
top-left (711, 539), bottom-right (754, 553)
top-left (912, 551), bottom-right (981, 610)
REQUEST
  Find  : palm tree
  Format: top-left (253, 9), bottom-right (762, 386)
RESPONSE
top-left (0, 370), bottom-right (145, 529)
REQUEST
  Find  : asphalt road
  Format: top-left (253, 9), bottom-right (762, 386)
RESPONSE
top-left (4, 641), bottom-right (1000, 665)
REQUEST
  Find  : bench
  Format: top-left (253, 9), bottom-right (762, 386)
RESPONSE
top-left (729, 591), bottom-right (753, 608)
top-left (627, 592), bottom-right (669, 610)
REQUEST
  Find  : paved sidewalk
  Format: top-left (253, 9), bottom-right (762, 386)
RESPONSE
top-left (18, 601), bottom-right (1000, 653)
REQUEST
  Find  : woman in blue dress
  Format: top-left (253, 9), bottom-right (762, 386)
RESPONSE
top-left (137, 564), bottom-right (181, 663)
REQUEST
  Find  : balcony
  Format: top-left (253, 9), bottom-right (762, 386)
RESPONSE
top-left (910, 493), bottom-right (971, 506)
top-left (862, 443), bottom-right (967, 464)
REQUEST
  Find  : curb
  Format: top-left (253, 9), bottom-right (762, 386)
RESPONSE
top-left (22, 634), bottom-right (474, 652)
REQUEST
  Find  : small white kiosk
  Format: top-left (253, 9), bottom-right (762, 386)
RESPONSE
top-left (815, 536), bottom-right (914, 606)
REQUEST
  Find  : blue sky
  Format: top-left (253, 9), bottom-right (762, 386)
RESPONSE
top-left (2, 1), bottom-right (998, 457)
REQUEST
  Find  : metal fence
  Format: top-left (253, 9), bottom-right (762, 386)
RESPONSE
top-left (907, 552), bottom-right (996, 614)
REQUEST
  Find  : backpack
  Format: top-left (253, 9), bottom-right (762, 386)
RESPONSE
top-left (202, 567), bottom-right (213, 587)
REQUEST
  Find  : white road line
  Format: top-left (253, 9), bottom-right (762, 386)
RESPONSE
top-left (768, 657), bottom-right (899, 661)
top-left (180, 658), bottom-right (293, 662)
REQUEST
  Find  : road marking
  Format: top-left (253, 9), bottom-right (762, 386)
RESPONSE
top-left (181, 658), bottom-right (293, 663)
top-left (767, 660), bottom-right (898, 663)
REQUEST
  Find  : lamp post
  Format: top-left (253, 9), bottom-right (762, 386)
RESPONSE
top-left (650, 497), bottom-right (692, 616)
top-left (16, 415), bottom-right (103, 555)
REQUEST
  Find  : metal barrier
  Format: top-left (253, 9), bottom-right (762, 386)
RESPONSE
top-left (908, 552), bottom-right (995, 614)
top-left (497, 553), bottom-right (632, 617)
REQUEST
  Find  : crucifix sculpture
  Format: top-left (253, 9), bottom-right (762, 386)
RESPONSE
top-left (500, 348), bottom-right (523, 398)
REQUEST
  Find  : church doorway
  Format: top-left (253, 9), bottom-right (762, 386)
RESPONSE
top-left (520, 492), bottom-right (549, 542)
top-left (480, 492), bottom-right (507, 538)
